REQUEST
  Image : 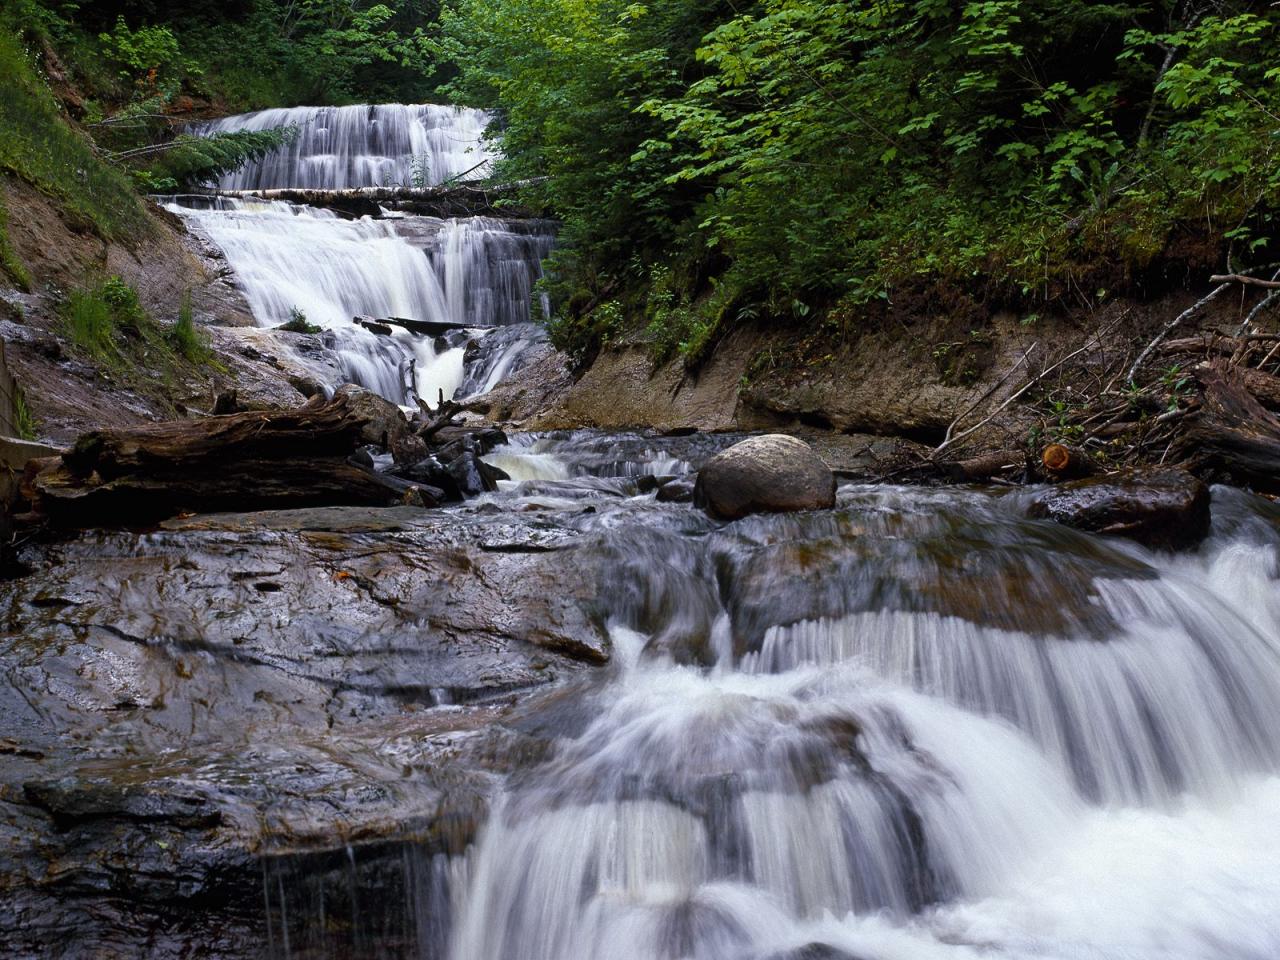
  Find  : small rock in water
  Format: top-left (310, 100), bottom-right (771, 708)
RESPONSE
top-left (1028, 468), bottom-right (1211, 550)
top-left (759, 945), bottom-right (869, 960)
top-left (693, 434), bottom-right (836, 519)
top-left (656, 477), bottom-right (696, 503)
top-left (446, 437), bottom-right (509, 498)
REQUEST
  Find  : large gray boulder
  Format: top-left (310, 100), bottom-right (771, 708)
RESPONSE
top-left (694, 435), bottom-right (836, 519)
top-left (1028, 468), bottom-right (1211, 550)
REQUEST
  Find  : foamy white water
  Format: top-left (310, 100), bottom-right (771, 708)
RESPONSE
top-left (202, 103), bottom-right (497, 190)
top-left (426, 484), bottom-right (1280, 960)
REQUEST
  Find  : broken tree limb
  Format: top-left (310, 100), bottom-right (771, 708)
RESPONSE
top-left (937, 450), bottom-right (1024, 482)
top-left (1210, 274), bottom-right (1280, 289)
top-left (940, 342), bottom-right (1038, 448)
top-left (1126, 283), bottom-right (1233, 384)
top-left (935, 334), bottom-right (1112, 456)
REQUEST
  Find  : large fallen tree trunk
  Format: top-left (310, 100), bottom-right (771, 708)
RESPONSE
top-left (1179, 360), bottom-right (1280, 494)
top-left (29, 395), bottom-right (405, 525)
top-left (175, 178), bottom-right (551, 220)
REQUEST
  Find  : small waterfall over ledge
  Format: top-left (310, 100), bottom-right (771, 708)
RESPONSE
top-left (171, 104), bottom-right (553, 406)
top-left (202, 103), bottom-right (498, 190)
top-left (256, 474), bottom-right (1280, 960)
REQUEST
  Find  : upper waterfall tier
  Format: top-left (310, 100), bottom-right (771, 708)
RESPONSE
top-left (201, 104), bottom-right (497, 191)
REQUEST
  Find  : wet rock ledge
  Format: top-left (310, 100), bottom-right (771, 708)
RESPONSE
top-left (0, 503), bottom-right (612, 959)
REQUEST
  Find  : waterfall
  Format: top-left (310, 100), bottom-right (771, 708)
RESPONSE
top-left (201, 104), bottom-right (498, 190)
top-left (171, 105), bottom-right (554, 407)
top-left (249, 432), bottom-right (1280, 959)
top-left (436, 481), bottom-right (1280, 960)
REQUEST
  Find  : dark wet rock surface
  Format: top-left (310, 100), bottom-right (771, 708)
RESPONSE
top-left (1028, 468), bottom-right (1211, 550)
top-left (0, 502), bottom-right (611, 958)
top-left (0, 429), bottom-right (1255, 959)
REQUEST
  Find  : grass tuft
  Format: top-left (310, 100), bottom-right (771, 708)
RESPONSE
top-left (168, 291), bottom-right (210, 363)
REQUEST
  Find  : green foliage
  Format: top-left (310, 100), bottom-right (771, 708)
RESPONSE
top-left (0, 26), bottom-right (148, 241)
top-left (61, 284), bottom-right (120, 361)
top-left (144, 127), bottom-right (297, 188)
top-left (98, 16), bottom-right (198, 84)
top-left (168, 291), bottom-right (211, 362)
top-left (12, 382), bottom-right (38, 441)
top-left (446, 0), bottom-right (1280, 358)
top-left (61, 275), bottom-right (152, 362)
top-left (0, 195), bottom-right (32, 292)
top-left (278, 306), bottom-right (322, 334)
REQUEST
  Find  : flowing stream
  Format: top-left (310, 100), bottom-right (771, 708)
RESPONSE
top-left (251, 431), bottom-right (1280, 960)
top-left (160, 104), bottom-right (1280, 960)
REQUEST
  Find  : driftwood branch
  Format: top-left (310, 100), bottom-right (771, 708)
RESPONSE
top-left (1126, 283), bottom-right (1232, 383)
top-left (935, 315), bottom-right (1128, 456)
top-left (940, 341), bottom-right (1038, 447)
top-left (1211, 274), bottom-right (1280, 290)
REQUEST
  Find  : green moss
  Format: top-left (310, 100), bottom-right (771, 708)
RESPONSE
top-left (0, 193), bottom-right (31, 291)
top-left (0, 28), bottom-right (147, 242)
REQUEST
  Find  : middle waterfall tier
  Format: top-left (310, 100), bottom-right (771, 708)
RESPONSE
top-left (168, 196), bottom-right (555, 406)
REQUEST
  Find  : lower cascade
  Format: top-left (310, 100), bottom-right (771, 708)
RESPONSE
top-left (254, 440), bottom-right (1280, 960)
top-left (168, 196), bottom-right (554, 407)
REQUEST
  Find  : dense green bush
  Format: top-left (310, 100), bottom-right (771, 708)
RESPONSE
top-left (445, 0), bottom-right (1280, 361)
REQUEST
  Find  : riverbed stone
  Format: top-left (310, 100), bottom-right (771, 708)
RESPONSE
top-left (1028, 468), bottom-right (1211, 550)
top-left (693, 434), bottom-right (835, 519)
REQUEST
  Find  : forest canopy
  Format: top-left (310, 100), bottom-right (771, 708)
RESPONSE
top-left (3, 0), bottom-right (1279, 362)
top-left (442, 0), bottom-right (1280, 361)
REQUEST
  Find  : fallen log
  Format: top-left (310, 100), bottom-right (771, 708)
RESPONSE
top-left (936, 451), bottom-right (1024, 482)
top-left (31, 458), bottom-right (405, 526)
top-left (1180, 360), bottom-right (1280, 494)
top-left (355, 315), bottom-right (486, 337)
top-left (186, 178), bottom-right (549, 220)
top-left (30, 395), bottom-right (406, 526)
top-left (1041, 443), bottom-right (1098, 480)
top-left (1194, 361), bottom-right (1280, 412)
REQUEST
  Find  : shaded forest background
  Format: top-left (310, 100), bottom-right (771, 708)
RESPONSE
top-left (1, 0), bottom-right (1278, 367)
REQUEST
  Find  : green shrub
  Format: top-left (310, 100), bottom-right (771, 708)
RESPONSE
top-left (168, 291), bottom-right (210, 362)
top-left (98, 17), bottom-right (197, 82)
top-left (61, 274), bottom-right (157, 363)
top-left (277, 306), bottom-right (322, 334)
top-left (62, 283), bottom-right (121, 361)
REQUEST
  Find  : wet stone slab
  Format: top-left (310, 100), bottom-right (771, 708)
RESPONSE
top-left (0, 503), bottom-right (612, 959)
